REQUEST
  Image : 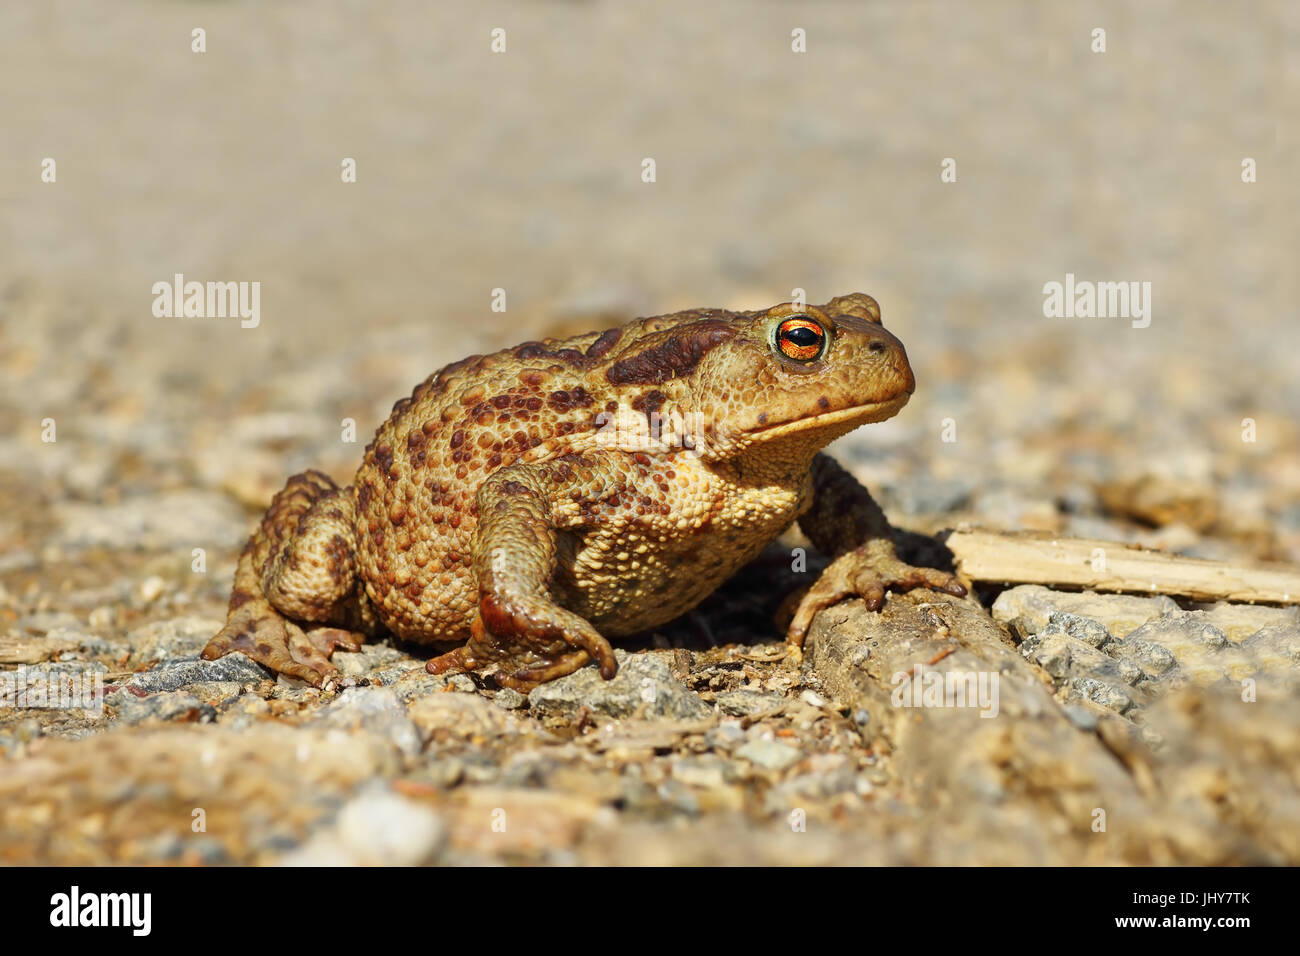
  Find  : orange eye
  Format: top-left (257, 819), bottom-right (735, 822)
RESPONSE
top-left (775, 318), bottom-right (826, 361)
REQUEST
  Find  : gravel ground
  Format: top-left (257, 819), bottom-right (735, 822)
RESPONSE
top-left (1, 0), bottom-right (1297, 865)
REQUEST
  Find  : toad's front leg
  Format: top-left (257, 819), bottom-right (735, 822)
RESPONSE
top-left (787, 453), bottom-right (966, 655)
top-left (426, 456), bottom-right (618, 692)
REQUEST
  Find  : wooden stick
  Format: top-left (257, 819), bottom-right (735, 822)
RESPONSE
top-left (945, 529), bottom-right (1300, 606)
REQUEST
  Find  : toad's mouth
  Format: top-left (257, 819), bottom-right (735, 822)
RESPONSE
top-left (747, 393), bottom-right (912, 442)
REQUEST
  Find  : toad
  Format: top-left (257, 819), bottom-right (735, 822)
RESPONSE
top-left (202, 293), bottom-right (965, 690)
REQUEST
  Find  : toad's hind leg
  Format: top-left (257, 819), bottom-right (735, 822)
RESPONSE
top-left (202, 470), bottom-right (374, 686)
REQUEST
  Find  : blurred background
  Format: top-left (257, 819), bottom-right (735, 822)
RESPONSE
top-left (1, 0), bottom-right (1299, 870)
top-left (1, 0), bottom-right (1297, 585)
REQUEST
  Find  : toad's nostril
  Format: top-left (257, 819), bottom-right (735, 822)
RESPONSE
top-left (869, 341), bottom-right (887, 353)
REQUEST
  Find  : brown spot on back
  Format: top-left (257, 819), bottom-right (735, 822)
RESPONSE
top-left (516, 341), bottom-right (586, 364)
top-left (585, 326), bottom-right (623, 360)
top-left (548, 385), bottom-right (594, 412)
top-left (605, 319), bottom-right (736, 386)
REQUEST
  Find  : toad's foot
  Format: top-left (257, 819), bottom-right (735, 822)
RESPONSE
top-left (426, 608), bottom-right (613, 693)
top-left (786, 538), bottom-right (966, 652)
top-left (202, 594), bottom-right (361, 688)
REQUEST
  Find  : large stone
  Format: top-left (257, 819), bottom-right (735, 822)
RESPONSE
top-left (528, 650), bottom-right (710, 721)
top-left (109, 689), bottom-right (215, 725)
top-left (126, 652), bottom-right (268, 693)
top-left (992, 585), bottom-right (1177, 640)
top-left (129, 617), bottom-right (228, 666)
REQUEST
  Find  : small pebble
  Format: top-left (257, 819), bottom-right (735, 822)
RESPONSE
top-left (800, 690), bottom-right (828, 709)
top-left (137, 576), bottom-right (167, 604)
top-left (493, 688), bottom-right (528, 710)
top-left (736, 739), bottom-right (802, 772)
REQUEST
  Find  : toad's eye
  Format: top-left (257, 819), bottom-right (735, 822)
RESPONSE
top-left (775, 318), bottom-right (826, 361)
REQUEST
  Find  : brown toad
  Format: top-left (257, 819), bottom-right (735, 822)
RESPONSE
top-left (202, 293), bottom-right (964, 690)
